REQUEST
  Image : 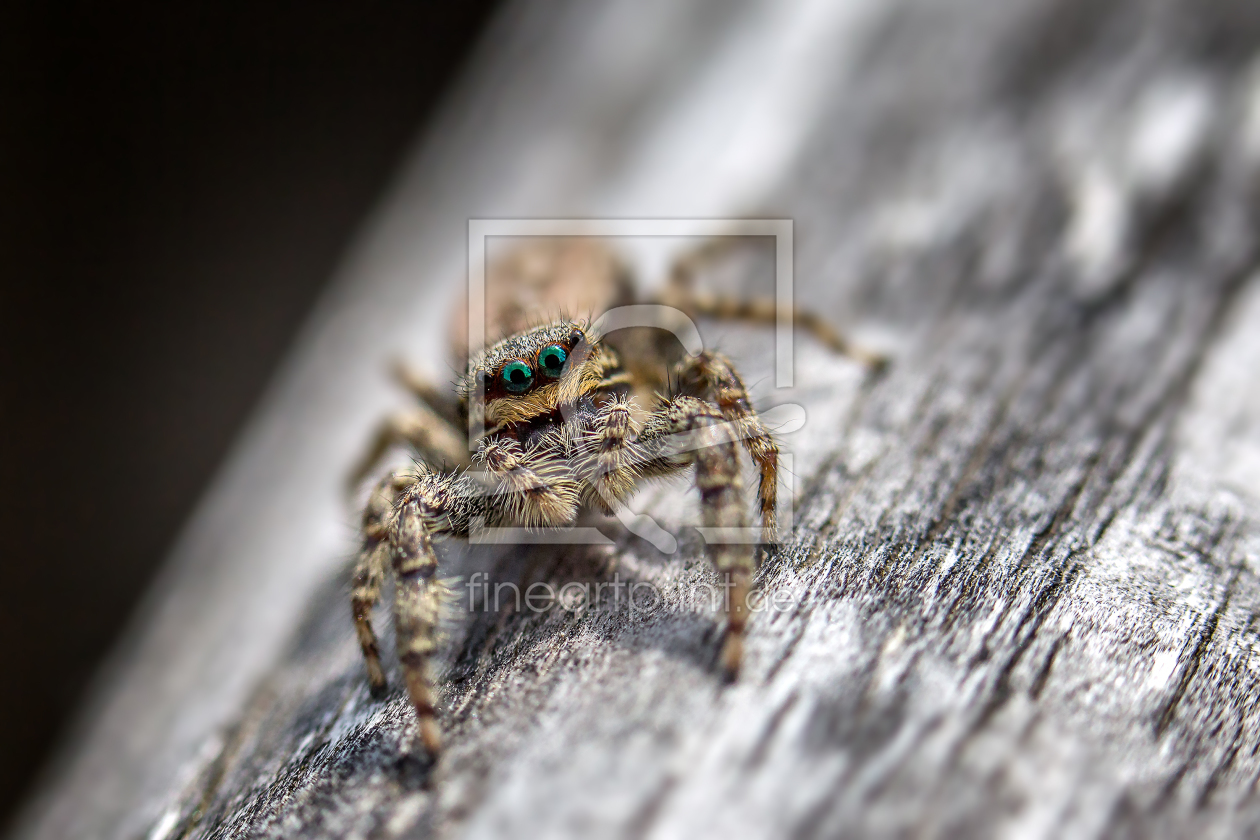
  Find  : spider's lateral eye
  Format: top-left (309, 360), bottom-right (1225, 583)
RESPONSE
top-left (538, 344), bottom-right (567, 378)
top-left (568, 329), bottom-right (585, 348)
top-left (501, 360), bottom-right (534, 393)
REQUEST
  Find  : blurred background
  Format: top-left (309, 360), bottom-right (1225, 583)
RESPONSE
top-left (0, 1), bottom-right (501, 823)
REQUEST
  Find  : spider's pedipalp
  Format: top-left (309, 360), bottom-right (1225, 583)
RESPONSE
top-left (580, 394), bottom-right (640, 512)
top-left (476, 437), bottom-right (581, 528)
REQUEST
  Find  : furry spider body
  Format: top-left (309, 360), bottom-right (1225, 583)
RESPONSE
top-left (351, 315), bottom-right (777, 756)
top-left (349, 238), bottom-right (882, 756)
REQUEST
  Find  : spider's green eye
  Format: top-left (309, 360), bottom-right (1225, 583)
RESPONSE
top-left (501, 360), bottom-right (534, 393)
top-left (538, 344), bottom-right (567, 378)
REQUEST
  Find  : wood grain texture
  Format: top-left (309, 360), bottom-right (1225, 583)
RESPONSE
top-left (14, 0), bottom-right (1260, 838)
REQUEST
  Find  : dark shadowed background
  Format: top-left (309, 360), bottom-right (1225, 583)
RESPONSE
top-left (0, 1), bottom-right (500, 824)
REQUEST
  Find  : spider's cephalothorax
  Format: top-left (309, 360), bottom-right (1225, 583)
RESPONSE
top-left (350, 317), bottom-right (779, 755)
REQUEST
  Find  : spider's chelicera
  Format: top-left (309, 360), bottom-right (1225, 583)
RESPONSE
top-left (350, 317), bottom-right (778, 756)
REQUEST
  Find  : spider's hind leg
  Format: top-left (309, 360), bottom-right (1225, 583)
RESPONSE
top-left (658, 238), bottom-right (886, 368)
top-left (354, 465), bottom-right (481, 756)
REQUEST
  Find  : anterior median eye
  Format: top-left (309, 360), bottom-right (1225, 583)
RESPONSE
top-left (538, 344), bottom-right (567, 378)
top-left (501, 360), bottom-right (534, 393)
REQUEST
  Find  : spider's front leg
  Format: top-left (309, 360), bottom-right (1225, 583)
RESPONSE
top-left (675, 351), bottom-right (779, 544)
top-left (388, 474), bottom-right (455, 755)
top-left (632, 396), bottom-right (756, 678)
top-left (351, 471), bottom-right (414, 697)
top-left (353, 465), bottom-right (481, 756)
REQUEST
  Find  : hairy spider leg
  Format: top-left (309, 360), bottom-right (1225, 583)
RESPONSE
top-left (675, 352), bottom-right (779, 544)
top-left (638, 396), bottom-right (754, 679)
top-left (346, 402), bottom-right (470, 495)
top-left (660, 238), bottom-right (886, 369)
top-left (585, 395), bottom-right (755, 679)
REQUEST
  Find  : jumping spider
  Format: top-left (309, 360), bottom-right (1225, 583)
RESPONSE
top-left (348, 238), bottom-right (879, 755)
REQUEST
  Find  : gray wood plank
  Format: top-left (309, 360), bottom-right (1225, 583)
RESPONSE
top-left (13, 0), bottom-right (1260, 838)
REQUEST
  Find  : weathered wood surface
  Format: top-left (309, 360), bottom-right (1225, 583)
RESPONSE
top-left (14, 0), bottom-right (1260, 838)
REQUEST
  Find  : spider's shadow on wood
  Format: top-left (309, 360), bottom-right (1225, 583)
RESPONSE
top-left (440, 530), bottom-right (731, 686)
top-left (196, 524), bottom-right (738, 812)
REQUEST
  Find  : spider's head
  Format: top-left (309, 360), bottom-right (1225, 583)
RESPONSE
top-left (458, 319), bottom-right (605, 428)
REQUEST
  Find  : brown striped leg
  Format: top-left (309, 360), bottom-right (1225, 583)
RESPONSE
top-left (351, 545), bottom-right (388, 696)
top-left (659, 240), bottom-right (886, 368)
top-left (390, 359), bottom-right (463, 429)
top-left (346, 404), bottom-right (470, 496)
top-left (675, 352), bottom-right (779, 544)
top-left (389, 481), bottom-right (446, 756)
top-left (352, 471), bottom-right (413, 696)
top-left (636, 396), bottom-right (754, 679)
